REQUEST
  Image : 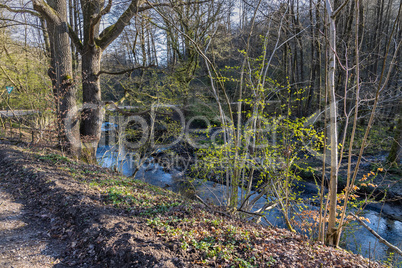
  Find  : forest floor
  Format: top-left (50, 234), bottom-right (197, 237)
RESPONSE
top-left (0, 139), bottom-right (391, 267)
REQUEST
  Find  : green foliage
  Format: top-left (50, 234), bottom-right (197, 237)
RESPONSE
top-left (87, 173), bottom-right (186, 216)
top-left (102, 69), bottom-right (189, 106)
top-left (37, 153), bottom-right (73, 165)
top-left (191, 57), bottom-right (327, 230)
top-left (146, 215), bottom-right (268, 266)
top-left (352, 124), bottom-right (393, 155)
top-left (0, 31), bottom-right (52, 111)
top-left (107, 186), bottom-right (137, 206)
top-left (382, 251), bottom-right (402, 267)
top-left (194, 110), bottom-right (324, 225)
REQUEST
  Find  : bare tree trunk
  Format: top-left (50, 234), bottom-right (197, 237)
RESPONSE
top-left (81, 46), bottom-right (103, 162)
top-left (336, 0), bottom-right (361, 246)
top-left (325, 0), bottom-right (339, 247)
top-left (34, 0), bottom-right (80, 157)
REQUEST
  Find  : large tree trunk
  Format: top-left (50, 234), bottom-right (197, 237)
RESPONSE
top-left (34, 0), bottom-right (200, 163)
top-left (80, 46), bottom-right (104, 163)
top-left (78, 0), bottom-right (105, 163)
top-left (34, 0), bottom-right (81, 157)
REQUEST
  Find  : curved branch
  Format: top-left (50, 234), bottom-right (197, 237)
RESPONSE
top-left (0, 18), bottom-right (43, 29)
top-left (91, 0), bottom-right (112, 26)
top-left (0, 3), bottom-right (41, 17)
top-left (68, 23), bottom-right (83, 52)
top-left (32, 0), bottom-right (60, 23)
top-left (89, 0), bottom-right (112, 45)
top-left (96, 0), bottom-right (140, 49)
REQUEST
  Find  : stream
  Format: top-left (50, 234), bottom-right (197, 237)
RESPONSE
top-left (97, 136), bottom-right (402, 265)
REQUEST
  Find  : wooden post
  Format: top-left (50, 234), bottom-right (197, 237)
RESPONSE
top-left (9, 119), bottom-right (12, 138)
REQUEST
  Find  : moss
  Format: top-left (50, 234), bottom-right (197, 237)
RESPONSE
top-left (63, 74), bottom-right (72, 81)
top-left (80, 142), bottom-right (97, 164)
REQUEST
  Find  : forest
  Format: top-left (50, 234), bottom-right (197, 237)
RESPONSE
top-left (0, 0), bottom-right (401, 266)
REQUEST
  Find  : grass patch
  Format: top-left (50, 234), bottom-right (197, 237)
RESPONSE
top-left (144, 211), bottom-right (271, 266)
top-left (36, 153), bottom-right (73, 164)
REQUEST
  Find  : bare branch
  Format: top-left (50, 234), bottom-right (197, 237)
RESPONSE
top-left (0, 18), bottom-right (43, 29)
top-left (97, 0), bottom-right (209, 49)
top-left (137, 0), bottom-right (209, 13)
top-left (324, 0), bottom-right (333, 16)
top-left (332, 0), bottom-right (351, 18)
top-left (89, 0), bottom-right (113, 45)
top-left (94, 0), bottom-right (113, 23)
top-left (0, 65), bottom-right (18, 88)
top-left (32, 0), bottom-right (61, 23)
top-left (96, 64), bottom-right (155, 76)
top-left (350, 213), bottom-right (402, 256)
top-left (0, 3), bottom-right (41, 17)
top-left (237, 209), bottom-right (264, 217)
top-left (67, 23), bottom-right (83, 52)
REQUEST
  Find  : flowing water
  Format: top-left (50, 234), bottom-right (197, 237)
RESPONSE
top-left (97, 140), bottom-right (402, 266)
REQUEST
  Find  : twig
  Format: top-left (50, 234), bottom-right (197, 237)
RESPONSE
top-left (194, 194), bottom-right (230, 217)
top-left (237, 208), bottom-right (264, 217)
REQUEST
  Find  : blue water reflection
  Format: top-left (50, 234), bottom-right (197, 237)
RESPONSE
top-left (97, 142), bottom-right (402, 265)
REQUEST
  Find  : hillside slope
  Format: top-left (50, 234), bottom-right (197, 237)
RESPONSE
top-left (0, 143), bottom-right (385, 267)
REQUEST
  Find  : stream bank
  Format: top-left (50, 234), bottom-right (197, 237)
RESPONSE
top-left (97, 140), bottom-right (402, 265)
top-left (0, 141), bottom-right (389, 267)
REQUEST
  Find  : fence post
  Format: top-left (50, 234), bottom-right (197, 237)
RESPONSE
top-left (8, 119), bottom-right (11, 138)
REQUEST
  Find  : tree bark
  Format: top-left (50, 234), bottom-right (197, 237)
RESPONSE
top-left (325, 0), bottom-right (339, 247)
top-left (33, 0), bottom-right (80, 157)
top-left (80, 46), bottom-right (103, 163)
top-left (32, 0), bottom-right (218, 162)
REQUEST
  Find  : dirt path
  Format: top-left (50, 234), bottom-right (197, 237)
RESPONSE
top-left (0, 188), bottom-right (66, 267)
top-left (0, 143), bottom-right (186, 267)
